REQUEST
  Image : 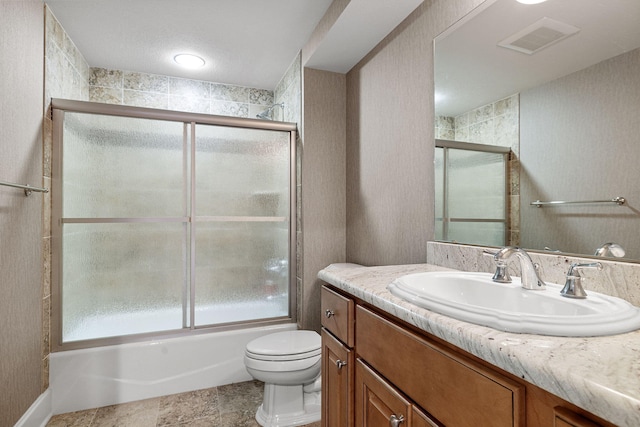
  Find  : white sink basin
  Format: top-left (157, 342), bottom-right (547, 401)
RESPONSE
top-left (387, 271), bottom-right (640, 337)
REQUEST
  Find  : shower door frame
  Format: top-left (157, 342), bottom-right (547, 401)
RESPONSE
top-left (50, 98), bottom-right (298, 351)
top-left (435, 139), bottom-right (510, 245)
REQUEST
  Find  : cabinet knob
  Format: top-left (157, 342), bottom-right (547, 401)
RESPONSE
top-left (389, 414), bottom-right (405, 427)
top-left (324, 309), bottom-right (335, 318)
top-left (336, 360), bottom-right (347, 370)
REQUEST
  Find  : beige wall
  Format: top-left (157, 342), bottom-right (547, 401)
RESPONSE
top-left (0, 1), bottom-right (44, 425)
top-left (300, 68), bottom-right (346, 331)
top-left (520, 47), bottom-right (640, 258)
top-left (344, 0), bottom-right (486, 266)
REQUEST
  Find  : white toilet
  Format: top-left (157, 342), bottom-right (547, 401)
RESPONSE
top-left (244, 330), bottom-right (322, 427)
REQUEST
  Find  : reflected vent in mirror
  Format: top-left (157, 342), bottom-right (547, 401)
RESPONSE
top-left (498, 17), bottom-right (580, 55)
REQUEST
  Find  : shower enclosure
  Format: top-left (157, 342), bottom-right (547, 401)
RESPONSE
top-left (435, 139), bottom-right (510, 246)
top-left (51, 99), bottom-right (297, 350)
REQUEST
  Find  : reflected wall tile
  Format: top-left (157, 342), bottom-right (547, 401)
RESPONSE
top-left (510, 195), bottom-right (520, 229)
top-left (494, 112), bottom-right (519, 148)
top-left (437, 128), bottom-right (455, 140)
top-left (124, 71), bottom-right (169, 93)
top-left (90, 68), bottom-right (123, 89)
top-left (455, 125), bottom-right (469, 142)
top-left (473, 104), bottom-right (493, 124)
top-left (169, 77), bottom-right (210, 99)
top-left (211, 100), bottom-right (249, 117)
top-left (124, 90), bottom-right (169, 109)
top-left (454, 112), bottom-right (469, 129)
top-left (494, 94), bottom-right (518, 115)
top-left (90, 86), bottom-right (123, 104)
top-left (469, 118), bottom-right (494, 144)
top-left (45, 7), bottom-right (65, 49)
top-left (43, 117), bottom-right (52, 177)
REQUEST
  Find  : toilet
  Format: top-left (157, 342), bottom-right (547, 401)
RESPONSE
top-left (244, 330), bottom-right (322, 427)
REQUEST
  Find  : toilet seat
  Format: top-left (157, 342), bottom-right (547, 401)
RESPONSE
top-left (245, 330), bottom-right (321, 362)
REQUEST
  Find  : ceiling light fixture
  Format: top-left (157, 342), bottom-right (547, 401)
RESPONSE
top-left (516, 0), bottom-right (548, 4)
top-left (173, 54), bottom-right (205, 69)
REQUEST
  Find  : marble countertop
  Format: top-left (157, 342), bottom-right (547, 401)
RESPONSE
top-left (318, 263), bottom-right (640, 427)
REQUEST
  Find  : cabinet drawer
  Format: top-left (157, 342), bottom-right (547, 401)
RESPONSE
top-left (356, 306), bottom-right (524, 427)
top-left (321, 286), bottom-right (355, 347)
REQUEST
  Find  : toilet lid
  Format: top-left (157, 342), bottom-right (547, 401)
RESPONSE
top-left (246, 330), bottom-right (321, 361)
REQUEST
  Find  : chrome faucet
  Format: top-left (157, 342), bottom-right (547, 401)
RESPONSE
top-left (560, 262), bottom-right (603, 298)
top-left (493, 247), bottom-right (546, 290)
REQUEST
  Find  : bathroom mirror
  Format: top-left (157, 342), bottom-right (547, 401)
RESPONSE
top-left (434, 0), bottom-right (640, 261)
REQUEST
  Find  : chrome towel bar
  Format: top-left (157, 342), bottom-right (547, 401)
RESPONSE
top-left (0, 180), bottom-right (49, 196)
top-left (531, 196), bottom-right (626, 207)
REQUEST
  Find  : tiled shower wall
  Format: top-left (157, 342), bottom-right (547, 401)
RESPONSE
top-left (43, 5), bottom-right (90, 391)
top-left (435, 94), bottom-right (520, 246)
top-left (88, 68), bottom-right (274, 118)
top-left (44, 5), bottom-right (302, 382)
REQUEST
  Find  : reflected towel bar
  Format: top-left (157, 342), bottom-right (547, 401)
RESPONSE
top-left (0, 180), bottom-right (49, 196)
top-left (531, 196), bottom-right (626, 207)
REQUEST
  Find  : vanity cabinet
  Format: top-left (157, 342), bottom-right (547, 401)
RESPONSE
top-left (356, 358), bottom-right (440, 427)
top-left (321, 284), bottom-right (617, 427)
top-left (321, 286), bottom-right (355, 427)
top-left (356, 305), bottom-right (523, 427)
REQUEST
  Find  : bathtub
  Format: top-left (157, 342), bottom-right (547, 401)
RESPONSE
top-left (49, 322), bottom-right (297, 414)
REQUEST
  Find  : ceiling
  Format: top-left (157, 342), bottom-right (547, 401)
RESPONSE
top-left (435, 0), bottom-right (640, 117)
top-left (45, 0), bottom-right (424, 90)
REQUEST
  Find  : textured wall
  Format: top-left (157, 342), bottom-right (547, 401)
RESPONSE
top-left (520, 48), bottom-right (640, 259)
top-left (301, 68), bottom-right (346, 331)
top-left (0, 1), bottom-right (44, 425)
top-left (345, 0), bottom-right (486, 266)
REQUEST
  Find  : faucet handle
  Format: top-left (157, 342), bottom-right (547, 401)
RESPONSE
top-left (560, 262), bottom-right (603, 299)
top-left (483, 249), bottom-right (512, 283)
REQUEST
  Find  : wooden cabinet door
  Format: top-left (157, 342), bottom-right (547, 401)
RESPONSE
top-left (554, 407), bottom-right (602, 427)
top-left (355, 359), bottom-right (412, 427)
top-left (322, 329), bottom-right (353, 427)
top-left (412, 407), bottom-right (441, 427)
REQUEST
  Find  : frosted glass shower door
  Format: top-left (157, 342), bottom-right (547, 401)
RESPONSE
top-left (435, 143), bottom-right (508, 246)
top-left (59, 113), bottom-right (189, 342)
top-left (193, 125), bottom-right (291, 326)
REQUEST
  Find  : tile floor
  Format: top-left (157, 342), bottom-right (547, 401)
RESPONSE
top-left (46, 380), bottom-right (321, 427)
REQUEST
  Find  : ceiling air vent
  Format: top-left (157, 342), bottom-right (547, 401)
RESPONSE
top-left (498, 17), bottom-right (580, 55)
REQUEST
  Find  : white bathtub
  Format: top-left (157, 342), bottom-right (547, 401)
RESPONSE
top-left (49, 323), bottom-right (296, 414)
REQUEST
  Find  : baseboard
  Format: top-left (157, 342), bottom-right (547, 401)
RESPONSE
top-left (14, 389), bottom-right (52, 427)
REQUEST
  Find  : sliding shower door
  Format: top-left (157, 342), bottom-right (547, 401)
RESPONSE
top-left (435, 140), bottom-right (509, 246)
top-left (58, 113), bottom-right (189, 343)
top-left (52, 100), bottom-right (296, 350)
top-left (193, 124), bottom-right (291, 326)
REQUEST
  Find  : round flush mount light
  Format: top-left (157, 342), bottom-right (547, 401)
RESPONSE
top-left (516, 0), bottom-right (548, 4)
top-left (173, 54), bottom-right (205, 69)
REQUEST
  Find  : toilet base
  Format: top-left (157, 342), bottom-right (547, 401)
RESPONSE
top-left (255, 383), bottom-right (321, 427)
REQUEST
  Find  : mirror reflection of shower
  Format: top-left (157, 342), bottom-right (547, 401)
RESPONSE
top-left (257, 102), bottom-right (285, 121)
